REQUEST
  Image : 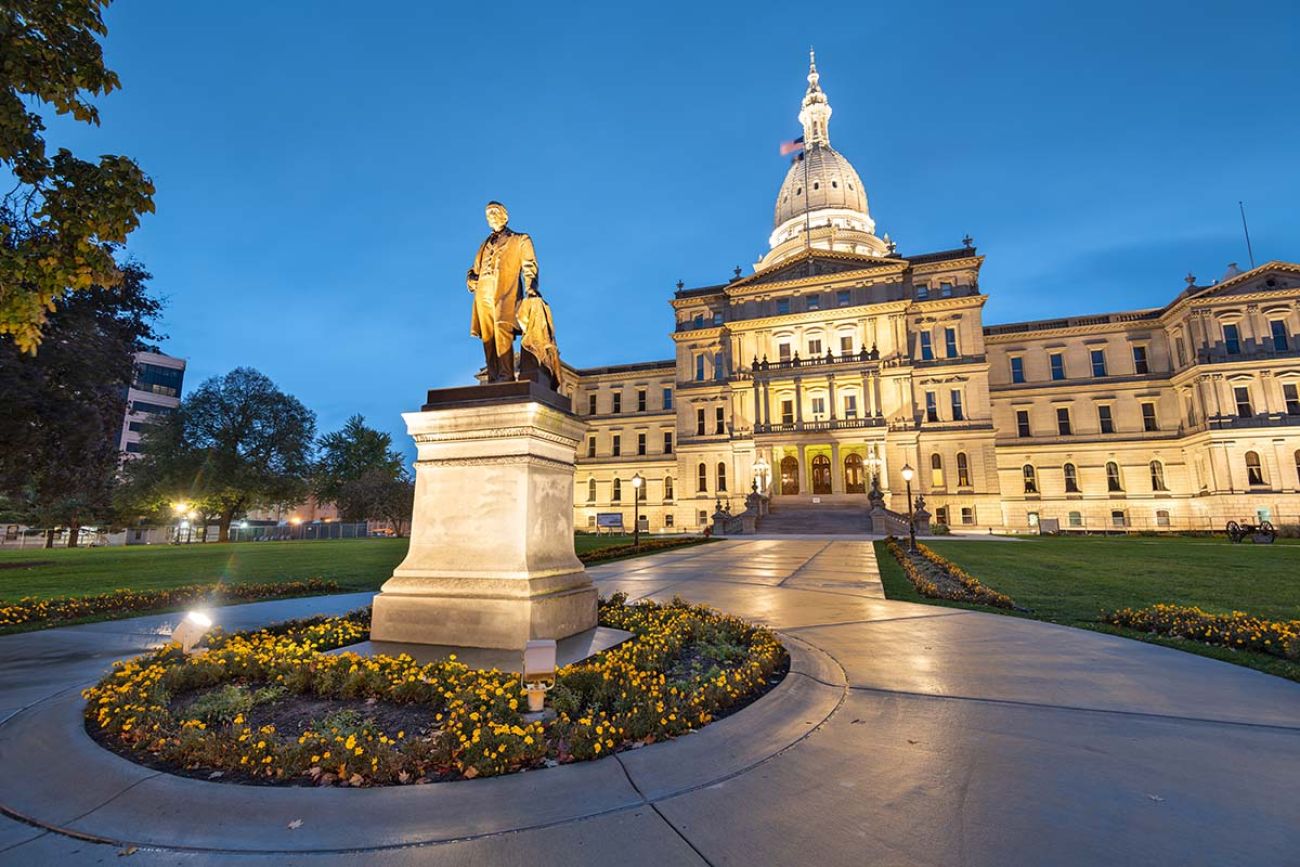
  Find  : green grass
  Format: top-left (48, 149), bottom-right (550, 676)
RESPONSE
top-left (874, 536), bottom-right (1300, 681)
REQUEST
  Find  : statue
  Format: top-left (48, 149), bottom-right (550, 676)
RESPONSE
top-left (467, 201), bottom-right (538, 382)
top-left (517, 285), bottom-right (563, 392)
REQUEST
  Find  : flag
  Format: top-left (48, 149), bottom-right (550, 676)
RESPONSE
top-left (779, 136), bottom-right (804, 156)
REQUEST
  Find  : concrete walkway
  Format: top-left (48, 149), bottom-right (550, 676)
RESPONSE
top-left (0, 539), bottom-right (1297, 865)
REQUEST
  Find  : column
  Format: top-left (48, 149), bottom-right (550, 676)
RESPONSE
top-left (763, 382), bottom-right (772, 427)
top-left (862, 372), bottom-right (874, 417)
top-left (751, 377), bottom-right (762, 429)
top-left (794, 377), bottom-right (804, 427)
top-left (797, 443), bottom-right (807, 494)
top-left (828, 375), bottom-right (838, 420)
top-left (830, 441), bottom-right (842, 493)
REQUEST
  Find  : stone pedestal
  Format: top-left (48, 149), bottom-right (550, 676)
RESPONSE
top-left (371, 381), bottom-right (598, 649)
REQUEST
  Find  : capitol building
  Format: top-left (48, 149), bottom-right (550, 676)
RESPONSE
top-left (564, 55), bottom-right (1300, 534)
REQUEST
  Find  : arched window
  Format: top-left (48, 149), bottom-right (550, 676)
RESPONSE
top-left (697, 462), bottom-right (708, 493)
top-left (637, 478), bottom-right (647, 501)
top-left (1106, 461), bottom-right (1123, 492)
top-left (956, 452), bottom-right (970, 487)
top-left (1022, 464), bottom-right (1038, 494)
top-left (1245, 451), bottom-right (1265, 486)
top-left (612, 478), bottom-right (622, 502)
top-left (930, 453), bottom-right (944, 487)
top-left (717, 462), bottom-right (728, 492)
top-left (1149, 460), bottom-right (1167, 491)
top-left (587, 478), bottom-right (597, 503)
top-left (664, 476), bottom-right (674, 502)
top-left (844, 453), bottom-right (866, 493)
top-left (780, 455), bottom-right (799, 495)
top-left (811, 454), bottom-right (832, 494)
top-left (1156, 510), bottom-right (1171, 527)
top-left (1063, 462), bottom-right (1080, 493)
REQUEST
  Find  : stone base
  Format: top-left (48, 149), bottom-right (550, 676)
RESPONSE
top-left (331, 625), bottom-right (632, 671)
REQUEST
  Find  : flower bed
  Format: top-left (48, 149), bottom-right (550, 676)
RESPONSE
top-left (884, 537), bottom-right (1016, 609)
top-left (0, 579), bottom-right (340, 629)
top-left (1105, 603), bottom-right (1300, 660)
top-left (82, 595), bottom-right (787, 785)
top-left (578, 536), bottom-right (710, 565)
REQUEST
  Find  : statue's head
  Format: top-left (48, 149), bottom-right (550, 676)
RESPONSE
top-left (485, 201), bottom-right (509, 232)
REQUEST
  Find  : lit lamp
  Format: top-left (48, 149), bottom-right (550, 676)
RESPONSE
top-left (171, 501), bottom-right (187, 545)
top-left (631, 472), bottom-right (644, 548)
top-left (900, 463), bottom-right (917, 552)
top-left (171, 610), bottom-right (212, 654)
top-left (753, 456), bottom-right (770, 494)
top-left (522, 639), bottom-right (557, 717)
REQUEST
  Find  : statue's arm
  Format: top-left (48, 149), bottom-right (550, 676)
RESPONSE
top-left (519, 234), bottom-right (538, 290)
top-left (467, 241), bottom-right (483, 292)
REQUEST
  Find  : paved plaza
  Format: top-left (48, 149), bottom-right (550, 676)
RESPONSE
top-left (0, 539), bottom-right (1297, 865)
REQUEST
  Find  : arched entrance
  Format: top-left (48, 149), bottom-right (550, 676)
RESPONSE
top-left (780, 456), bottom-right (800, 495)
top-left (844, 453), bottom-right (865, 493)
top-left (811, 454), bottom-right (832, 495)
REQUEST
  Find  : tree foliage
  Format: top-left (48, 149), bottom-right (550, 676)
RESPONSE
top-left (123, 368), bottom-right (316, 542)
top-left (0, 0), bottom-right (155, 353)
top-left (0, 259), bottom-right (161, 545)
top-left (314, 415), bottom-right (405, 520)
top-left (338, 468), bottom-right (414, 535)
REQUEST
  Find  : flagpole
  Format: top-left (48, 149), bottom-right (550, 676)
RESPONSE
top-left (1238, 201), bottom-right (1256, 269)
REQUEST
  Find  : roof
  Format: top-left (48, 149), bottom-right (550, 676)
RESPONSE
top-left (569, 359), bottom-right (676, 377)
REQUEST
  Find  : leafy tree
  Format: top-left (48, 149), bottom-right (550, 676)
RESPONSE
top-left (0, 260), bottom-right (161, 546)
top-left (314, 415), bottom-right (404, 519)
top-left (337, 468), bottom-right (414, 536)
top-left (125, 368), bottom-right (316, 542)
top-left (1, 0), bottom-right (155, 353)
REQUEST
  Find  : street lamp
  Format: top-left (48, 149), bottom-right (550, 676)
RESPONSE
top-left (171, 501), bottom-right (187, 545)
top-left (900, 463), bottom-right (917, 552)
top-left (753, 456), bottom-right (770, 494)
top-left (631, 472), bottom-right (644, 548)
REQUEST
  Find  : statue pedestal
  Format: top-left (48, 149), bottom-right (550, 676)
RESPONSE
top-left (370, 381), bottom-right (597, 650)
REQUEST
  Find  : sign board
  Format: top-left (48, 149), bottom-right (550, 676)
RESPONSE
top-left (1038, 517), bottom-right (1060, 535)
top-left (596, 513), bottom-right (625, 530)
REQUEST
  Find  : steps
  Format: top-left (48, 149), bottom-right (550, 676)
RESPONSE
top-left (757, 502), bottom-right (870, 535)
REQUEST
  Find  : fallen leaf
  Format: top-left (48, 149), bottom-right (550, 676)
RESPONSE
top-left (850, 718), bottom-right (865, 725)
top-left (398, 771), bottom-right (411, 784)
top-left (348, 773), bottom-right (364, 787)
top-left (287, 819), bottom-right (303, 830)
top-left (1147, 794), bottom-right (1165, 803)
top-left (207, 771), bottom-right (223, 779)
top-left (117, 846), bottom-right (138, 857)
top-left (462, 766), bottom-right (480, 779)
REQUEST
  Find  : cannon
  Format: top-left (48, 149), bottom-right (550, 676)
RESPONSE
top-left (1226, 519), bottom-right (1276, 544)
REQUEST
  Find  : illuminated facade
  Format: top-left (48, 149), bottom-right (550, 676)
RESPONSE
top-left (568, 56), bottom-right (1300, 533)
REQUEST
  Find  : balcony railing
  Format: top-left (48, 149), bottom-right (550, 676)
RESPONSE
top-left (754, 416), bottom-right (887, 434)
top-left (1204, 412), bottom-right (1300, 431)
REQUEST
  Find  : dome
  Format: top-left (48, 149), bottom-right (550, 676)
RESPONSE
top-left (774, 145), bottom-right (870, 228)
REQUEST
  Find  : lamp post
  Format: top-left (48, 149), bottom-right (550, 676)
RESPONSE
top-left (171, 501), bottom-right (187, 545)
top-left (900, 463), bottom-right (917, 552)
top-left (753, 456), bottom-right (770, 494)
top-left (631, 472), bottom-right (644, 549)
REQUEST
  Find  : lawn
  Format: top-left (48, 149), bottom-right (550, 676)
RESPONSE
top-left (875, 535), bottom-right (1300, 681)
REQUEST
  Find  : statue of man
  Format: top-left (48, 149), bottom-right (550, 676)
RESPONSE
top-left (467, 201), bottom-right (538, 382)
top-left (517, 285), bottom-right (563, 392)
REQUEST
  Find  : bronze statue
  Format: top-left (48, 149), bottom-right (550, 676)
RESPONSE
top-left (467, 201), bottom-right (538, 382)
top-left (517, 285), bottom-right (563, 391)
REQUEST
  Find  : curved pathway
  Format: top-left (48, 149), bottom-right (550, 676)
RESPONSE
top-left (0, 539), bottom-right (1297, 865)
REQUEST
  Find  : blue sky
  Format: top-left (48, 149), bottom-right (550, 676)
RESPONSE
top-left (48, 0), bottom-right (1300, 451)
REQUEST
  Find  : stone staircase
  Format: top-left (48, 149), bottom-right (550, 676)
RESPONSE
top-left (757, 502), bottom-right (871, 535)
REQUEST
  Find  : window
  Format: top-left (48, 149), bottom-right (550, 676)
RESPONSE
top-left (925, 391), bottom-right (939, 423)
top-left (1285, 383), bottom-right (1300, 415)
top-left (837, 290), bottom-right (851, 307)
top-left (1022, 464), bottom-right (1038, 494)
top-left (1098, 405), bottom-right (1115, 434)
top-left (715, 406), bottom-right (725, 434)
top-left (1245, 451), bottom-right (1265, 486)
top-left (133, 363), bottom-right (184, 397)
top-left (587, 479), bottom-right (597, 503)
top-left (950, 390), bottom-right (964, 421)
top-left (714, 352), bottom-right (725, 381)
top-left (664, 476), bottom-right (674, 501)
top-left (1068, 511), bottom-right (1083, 528)
top-left (612, 392), bottom-right (622, 414)
top-left (663, 432), bottom-right (673, 454)
top-left (781, 400), bottom-right (794, 425)
top-left (1223, 323), bottom-right (1241, 354)
top-left (1010, 356), bottom-right (1025, 383)
top-left (637, 390), bottom-right (647, 412)
top-left (916, 284), bottom-right (929, 299)
top-left (1090, 349), bottom-right (1107, 377)
top-left (1234, 386), bottom-right (1253, 418)
top-left (808, 338), bottom-right (823, 356)
top-left (663, 387), bottom-right (673, 409)
top-left (696, 408), bottom-right (706, 435)
top-left (806, 295), bottom-right (821, 311)
top-left (1175, 337), bottom-right (1186, 367)
top-left (944, 327), bottom-right (958, 358)
top-left (1271, 319), bottom-right (1289, 352)
top-left (612, 479), bottom-right (622, 502)
top-left (1150, 460), bottom-right (1167, 491)
top-left (1056, 407), bottom-right (1072, 436)
top-left (637, 433), bottom-right (646, 456)
top-left (844, 394), bottom-right (858, 418)
top-left (1064, 462), bottom-right (1080, 493)
top-left (1132, 345), bottom-right (1149, 375)
top-left (956, 452), bottom-right (970, 487)
top-left (1049, 352), bottom-right (1065, 381)
top-left (698, 510), bottom-right (708, 526)
top-left (717, 462), bottom-right (728, 491)
top-left (1016, 409), bottom-right (1031, 438)
top-left (1111, 510), bottom-right (1127, 528)
top-left (665, 513), bottom-right (674, 528)
top-left (778, 343), bottom-right (792, 362)
top-left (697, 463), bottom-right (708, 493)
top-left (611, 435), bottom-right (621, 457)
top-left (637, 479), bottom-right (647, 501)
top-left (587, 436), bottom-right (596, 458)
top-left (124, 441), bottom-right (143, 453)
top-left (1141, 402), bottom-right (1158, 432)
top-left (131, 401), bottom-right (174, 415)
top-left (930, 453), bottom-right (944, 487)
top-left (811, 397), bottom-right (826, 417)
top-left (776, 298), bottom-right (791, 315)
top-left (936, 506), bottom-right (949, 526)
top-left (128, 420), bottom-right (148, 432)
top-left (588, 393), bottom-right (598, 415)
top-left (695, 355), bottom-right (705, 381)
top-left (1106, 461), bottom-right (1123, 492)
top-left (588, 515), bottom-right (596, 529)
top-left (919, 332), bottom-right (934, 361)
top-left (713, 312), bottom-right (723, 326)
top-left (940, 282), bottom-right (953, 297)
top-left (1156, 510), bottom-right (1171, 528)
top-left (840, 335), bottom-right (853, 354)
top-left (1295, 450), bottom-right (1300, 485)
top-left (961, 507), bottom-right (974, 525)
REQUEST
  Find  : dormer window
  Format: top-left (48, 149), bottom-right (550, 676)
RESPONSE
top-left (831, 180), bottom-right (838, 188)
top-left (796, 187), bottom-right (802, 196)
top-left (813, 182), bottom-right (820, 190)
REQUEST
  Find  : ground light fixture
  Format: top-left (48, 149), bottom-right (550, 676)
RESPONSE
top-left (523, 639), bottom-right (557, 716)
top-left (171, 610), bottom-right (213, 654)
top-left (900, 462), bottom-right (917, 552)
top-left (631, 472), bottom-right (644, 548)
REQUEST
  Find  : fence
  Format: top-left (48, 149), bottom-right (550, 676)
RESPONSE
top-left (0, 521), bottom-right (391, 549)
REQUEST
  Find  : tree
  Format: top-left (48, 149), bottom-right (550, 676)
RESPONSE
top-left (0, 260), bottom-right (161, 546)
top-left (314, 415), bottom-right (404, 520)
top-left (1, 0), bottom-right (155, 353)
top-left (124, 368), bottom-right (316, 542)
top-left (338, 468), bottom-right (414, 536)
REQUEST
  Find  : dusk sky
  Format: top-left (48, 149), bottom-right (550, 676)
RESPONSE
top-left (47, 0), bottom-right (1300, 454)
